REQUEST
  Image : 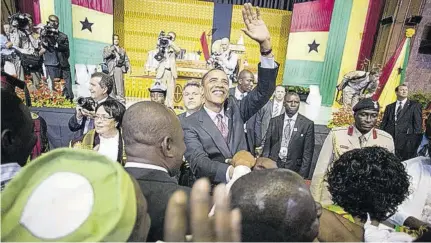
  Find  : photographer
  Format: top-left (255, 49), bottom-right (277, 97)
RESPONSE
top-left (208, 38), bottom-right (238, 87)
top-left (69, 72), bottom-right (115, 137)
top-left (155, 31), bottom-right (180, 109)
top-left (39, 15), bottom-right (73, 101)
top-left (8, 13), bottom-right (42, 84)
top-left (1, 23), bottom-right (18, 76)
top-left (103, 34), bottom-right (130, 103)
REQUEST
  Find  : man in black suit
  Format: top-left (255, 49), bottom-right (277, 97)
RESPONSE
top-left (183, 3), bottom-right (279, 184)
top-left (178, 81), bottom-right (204, 123)
top-left (40, 15), bottom-right (73, 100)
top-left (263, 92), bottom-right (315, 178)
top-left (381, 84), bottom-right (423, 160)
top-left (229, 69), bottom-right (267, 155)
top-left (123, 101), bottom-right (190, 242)
top-left (68, 72), bottom-right (115, 137)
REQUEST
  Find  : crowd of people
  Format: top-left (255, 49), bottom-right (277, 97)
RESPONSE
top-left (1, 3), bottom-right (431, 242)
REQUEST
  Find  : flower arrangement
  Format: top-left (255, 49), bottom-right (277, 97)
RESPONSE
top-left (16, 78), bottom-right (74, 108)
top-left (327, 106), bottom-right (384, 129)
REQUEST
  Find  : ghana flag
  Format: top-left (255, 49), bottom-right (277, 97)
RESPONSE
top-left (373, 29), bottom-right (414, 109)
top-left (283, 0), bottom-right (335, 86)
top-left (71, 0), bottom-right (113, 65)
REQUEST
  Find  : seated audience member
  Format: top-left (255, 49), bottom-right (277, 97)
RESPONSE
top-left (1, 149), bottom-right (150, 242)
top-left (388, 114), bottom-right (431, 229)
top-left (183, 3), bottom-right (278, 185)
top-left (311, 98), bottom-right (395, 206)
top-left (318, 147), bottom-right (411, 242)
top-left (122, 101), bottom-right (191, 242)
top-left (1, 89), bottom-right (36, 190)
top-left (164, 178), bottom-right (241, 242)
top-left (178, 81), bottom-right (204, 122)
top-left (149, 81), bottom-right (167, 105)
top-left (417, 113), bottom-right (430, 157)
top-left (263, 91), bottom-right (314, 178)
top-left (70, 99), bottom-right (127, 164)
top-left (230, 169), bottom-right (321, 242)
top-left (69, 72), bottom-right (115, 137)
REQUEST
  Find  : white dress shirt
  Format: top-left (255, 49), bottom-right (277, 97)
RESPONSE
top-left (98, 132), bottom-right (120, 162)
top-left (388, 156), bottom-right (431, 225)
top-left (395, 98), bottom-right (407, 119)
top-left (124, 162), bottom-right (169, 173)
top-left (272, 100), bottom-right (284, 117)
top-left (234, 87), bottom-right (247, 100)
top-left (279, 112), bottom-right (298, 159)
top-left (1, 163), bottom-right (21, 190)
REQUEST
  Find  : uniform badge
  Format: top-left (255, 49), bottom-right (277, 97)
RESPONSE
top-left (373, 101), bottom-right (378, 109)
top-left (30, 112), bottom-right (39, 120)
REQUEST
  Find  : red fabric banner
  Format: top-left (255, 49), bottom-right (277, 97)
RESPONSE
top-left (18, 0), bottom-right (41, 24)
top-left (290, 0), bottom-right (335, 33)
top-left (200, 32), bottom-right (210, 61)
top-left (71, 0), bottom-right (113, 14)
top-left (372, 38), bottom-right (406, 100)
top-left (356, 0), bottom-right (385, 69)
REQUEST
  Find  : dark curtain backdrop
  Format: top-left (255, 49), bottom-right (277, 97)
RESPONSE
top-left (205, 0), bottom-right (315, 11)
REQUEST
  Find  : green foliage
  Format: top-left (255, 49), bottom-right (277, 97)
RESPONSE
top-left (409, 92), bottom-right (431, 109)
top-left (287, 86), bottom-right (310, 94)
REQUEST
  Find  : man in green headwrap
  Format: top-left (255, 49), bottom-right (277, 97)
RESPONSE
top-left (1, 148), bottom-right (150, 242)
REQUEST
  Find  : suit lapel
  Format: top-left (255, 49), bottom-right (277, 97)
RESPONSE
top-left (288, 115), bottom-right (302, 148)
top-left (198, 108), bottom-right (232, 158)
top-left (398, 100), bottom-right (410, 120)
top-left (276, 115), bottom-right (284, 142)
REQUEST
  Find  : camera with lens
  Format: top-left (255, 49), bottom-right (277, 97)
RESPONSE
top-left (8, 13), bottom-right (30, 30)
top-left (40, 21), bottom-right (58, 39)
top-left (77, 97), bottom-right (96, 112)
top-left (154, 31), bottom-right (173, 62)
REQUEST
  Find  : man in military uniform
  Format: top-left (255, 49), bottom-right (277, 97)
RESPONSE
top-left (310, 98), bottom-right (394, 206)
top-left (149, 81), bottom-right (167, 106)
top-left (337, 69), bottom-right (380, 108)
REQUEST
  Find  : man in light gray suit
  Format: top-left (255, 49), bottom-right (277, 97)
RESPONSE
top-left (182, 3), bottom-right (278, 184)
top-left (156, 32), bottom-right (181, 109)
top-left (103, 34), bottom-right (130, 103)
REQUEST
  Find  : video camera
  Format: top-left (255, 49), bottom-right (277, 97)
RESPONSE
top-left (77, 97), bottom-right (96, 112)
top-left (8, 13), bottom-right (31, 30)
top-left (40, 21), bottom-right (58, 38)
top-left (154, 31), bottom-right (173, 62)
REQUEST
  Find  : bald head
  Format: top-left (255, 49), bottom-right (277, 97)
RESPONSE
top-left (238, 69), bottom-right (254, 93)
top-left (122, 101), bottom-right (185, 172)
top-left (231, 169), bottom-right (320, 242)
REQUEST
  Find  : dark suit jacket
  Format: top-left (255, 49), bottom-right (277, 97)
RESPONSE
top-left (380, 100), bottom-right (423, 160)
top-left (259, 99), bottom-right (284, 146)
top-left (68, 96), bottom-right (116, 136)
top-left (228, 87), bottom-right (262, 155)
top-left (262, 113), bottom-right (315, 178)
top-left (183, 65), bottom-right (278, 184)
top-left (126, 167), bottom-right (191, 242)
top-left (178, 112), bottom-right (187, 124)
top-left (43, 31), bottom-right (70, 68)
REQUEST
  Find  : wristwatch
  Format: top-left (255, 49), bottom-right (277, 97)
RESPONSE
top-left (260, 48), bottom-right (272, 56)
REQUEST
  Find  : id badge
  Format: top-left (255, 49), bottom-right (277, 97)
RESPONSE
top-left (280, 147), bottom-right (288, 157)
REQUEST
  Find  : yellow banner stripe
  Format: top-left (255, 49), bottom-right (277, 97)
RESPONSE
top-left (286, 32), bottom-right (329, 62)
top-left (39, 0), bottom-right (55, 24)
top-left (72, 4), bottom-right (113, 44)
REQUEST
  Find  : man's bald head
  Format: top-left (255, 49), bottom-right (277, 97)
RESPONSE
top-left (238, 69), bottom-right (254, 93)
top-left (231, 169), bottom-right (320, 242)
top-left (122, 101), bottom-right (186, 173)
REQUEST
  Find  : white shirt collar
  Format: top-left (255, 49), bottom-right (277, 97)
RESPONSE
top-left (284, 112), bottom-right (298, 122)
top-left (124, 162), bottom-right (168, 173)
top-left (204, 105), bottom-right (225, 122)
top-left (235, 87), bottom-right (247, 100)
top-left (397, 98), bottom-right (407, 106)
top-left (97, 96), bottom-right (108, 104)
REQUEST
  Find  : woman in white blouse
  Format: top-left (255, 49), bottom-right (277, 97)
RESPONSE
top-left (70, 99), bottom-right (126, 164)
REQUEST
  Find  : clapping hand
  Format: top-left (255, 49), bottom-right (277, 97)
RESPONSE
top-left (164, 178), bottom-right (241, 242)
top-left (241, 3), bottom-right (272, 52)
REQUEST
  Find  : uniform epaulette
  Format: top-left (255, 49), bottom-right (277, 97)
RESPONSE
top-left (374, 129), bottom-right (393, 139)
top-left (331, 126), bottom-right (349, 132)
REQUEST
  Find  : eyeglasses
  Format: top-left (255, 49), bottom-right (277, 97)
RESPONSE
top-left (94, 115), bottom-right (114, 121)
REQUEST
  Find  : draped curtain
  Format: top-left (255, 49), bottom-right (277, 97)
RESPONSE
top-left (18, 0), bottom-right (41, 24)
top-left (1, 0), bottom-right (16, 24)
top-left (206, 0), bottom-right (314, 10)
